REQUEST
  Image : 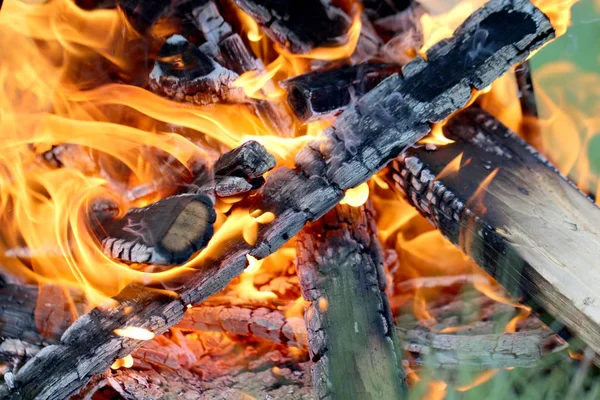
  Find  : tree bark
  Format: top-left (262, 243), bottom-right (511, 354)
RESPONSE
top-left (387, 105), bottom-right (600, 360)
top-left (296, 203), bottom-right (408, 400)
top-left (0, 2), bottom-right (555, 398)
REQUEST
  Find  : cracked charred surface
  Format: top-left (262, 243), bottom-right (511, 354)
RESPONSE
top-left (296, 203), bottom-right (407, 400)
top-left (233, 0), bottom-right (352, 54)
top-left (0, 2), bottom-right (555, 398)
top-left (387, 105), bottom-right (600, 361)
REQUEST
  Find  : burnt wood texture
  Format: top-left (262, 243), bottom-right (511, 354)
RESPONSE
top-left (387, 105), bottom-right (600, 358)
top-left (0, 2), bottom-right (555, 398)
top-left (96, 193), bottom-right (216, 265)
top-left (296, 203), bottom-right (408, 400)
top-left (281, 63), bottom-right (403, 122)
top-left (233, 0), bottom-right (352, 54)
top-left (148, 34), bottom-right (245, 105)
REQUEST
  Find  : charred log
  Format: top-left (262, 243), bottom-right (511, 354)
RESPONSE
top-left (148, 35), bottom-right (245, 105)
top-left (96, 193), bottom-right (216, 265)
top-left (296, 203), bottom-right (408, 400)
top-left (386, 105), bottom-right (600, 359)
top-left (281, 63), bottom-right (403, 122)
top-left (233, 0), bottom-right (352, 54)
top-left (0, 2), bottom-right (555, 398)
top-left (192, 1), bottom-right (294, 136)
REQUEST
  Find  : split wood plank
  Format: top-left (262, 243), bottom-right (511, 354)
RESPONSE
top-left (387, 105), bottom-right (600, 357)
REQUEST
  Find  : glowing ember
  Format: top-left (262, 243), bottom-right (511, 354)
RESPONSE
top-left (114, 327), bottom-right (155, 341)
top-left (110, 354), bottom-right (133, 370)
top-left (340, 183), bottom-right (370, 207)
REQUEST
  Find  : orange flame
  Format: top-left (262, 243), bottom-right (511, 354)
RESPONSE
top-left (532, 0), bottom-right (580, 37)
top-left (455, 369), bottom-right (499, 392)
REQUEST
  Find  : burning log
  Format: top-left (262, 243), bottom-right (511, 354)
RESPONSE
top-left (96, 193), bottom-right (217, 265)
top-left (296, 203), bottom-right (408, 399)
top-left (281, 63), bottom-right (403, 122)
top-left (0, 2), bottom-right (556, 398)
top-left (96, 141), bottom-right (274, 264)
top-left (148, 35), bottom-right (245, 105)
top-left (233, 0), bottom-right (353, 54)
top-left (191, 0), bottom-right (294, 136)
top-left (386, 105), bottom-right (600, 359)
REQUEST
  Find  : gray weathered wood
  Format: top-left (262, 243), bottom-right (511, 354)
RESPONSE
top-left (401, 329), bottom-right (565, 370)
top-left (0, 3), bottom-right (555, 398)
top-left (296, 203), bottom-right (408, 400)
top-left (387, 105), bottom-right (600, 359)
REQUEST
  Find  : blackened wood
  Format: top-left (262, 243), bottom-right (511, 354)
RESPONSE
top-left (213, 140), bottom-right (276, 180)
top-left (515, 60), bottom-right (542, 145)
top-left (148, 35), bottom-right (245, 105)
top-left (362, 0), bottom-right (412, 20)
top-left (387, 105), bottom-right (600, 359)
top-left (281, 63), bottom-right (403, 122)
top-left (192, 1), bottom-right (294, 136)
top-left (296, 203), bottom-right (408, 400)
top-left (233, 0), bottom-right (352, 54)
top-left (515, 61), bottom-right (538, 118)
top-left (96, 193), bottom-right (216, 265)
top-left (0, 3), bottom-right (555, 398)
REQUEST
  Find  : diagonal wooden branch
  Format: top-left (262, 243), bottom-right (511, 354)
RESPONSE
top-left (386, 105), bottom-right (600, 359)
top-left (0, 2), bottom-right (554, 398)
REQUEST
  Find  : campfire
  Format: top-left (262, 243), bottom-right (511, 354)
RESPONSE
top-left (0, 0), bottom-right (598, 398)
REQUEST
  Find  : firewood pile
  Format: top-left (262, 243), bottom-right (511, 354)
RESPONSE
top-left (0, 0), bottom-right (597, 399)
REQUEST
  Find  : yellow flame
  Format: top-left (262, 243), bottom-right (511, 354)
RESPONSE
top-left (532, 0), bottom-right (580, 37)
top-left (110, 354), bottom-right (133, 370)
top-left (340, 183), bottom-right (370, 207)
top-left (113, 327), bottom-right (155, 341)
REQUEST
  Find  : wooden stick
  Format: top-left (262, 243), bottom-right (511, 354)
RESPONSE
top-left (386, 105), bottom-right (600, 358)
top-left (296, 203), bottom-right (408, 399)
top-left (0, 3), bottom-right (555, 398)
